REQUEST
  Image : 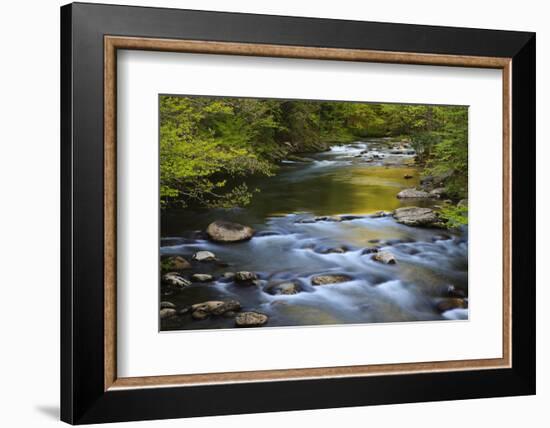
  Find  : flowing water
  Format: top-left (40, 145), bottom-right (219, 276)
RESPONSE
top-left (161, 139), bottom-right (468, 330)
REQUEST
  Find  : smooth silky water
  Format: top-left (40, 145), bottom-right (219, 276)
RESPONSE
top-left (161, 140), bottom-right (468, 330)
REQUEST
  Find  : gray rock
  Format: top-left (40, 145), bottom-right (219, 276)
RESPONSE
top-left (191, 300), bottom-right (241, 320)
top-left (162, 255), bottom-right (191, 271)
top-left (160, 308), bottom-right (177, 320)
top-left (222, 272), bottom-right (236, 279)
top-left (372, 251), bottom-right (397, 264)
top-left (211, 300), bottom-right (241, 315)
top-left (192, 251), bottom-right (217, 262)
top-left (235, 311), bottom-right (268, 327)
top-left (160, 301), bottom-right (176, 309)
top-left (311, 274), bottom-right (353, 286)
top-left (191, 273), bottom-right (213, 282)
top-left (396, 188), bottom-right (432, 199)
top-left (234, 271), bottom-right (258, 283)
top-left (393, 207), bottom-right (442, 227)
top-left (162, 272), bottom-right (192, 288)
top-left (206, 220), bottom-right (254, 242)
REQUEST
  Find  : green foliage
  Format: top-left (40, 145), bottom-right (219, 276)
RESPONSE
top-left (439, 204), bottom-right (468, 229)
top-left (160, 95), bottom-right (468, 209)
top-left (423, 107), bottom-right (468, 199)
top-left (411, 131), bottom-right (440, 164)
top-left (160, 96), bottom-right (274, 208)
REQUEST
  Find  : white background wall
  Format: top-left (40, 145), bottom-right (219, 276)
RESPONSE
top-left (0, 0), bottom-right (545, 427)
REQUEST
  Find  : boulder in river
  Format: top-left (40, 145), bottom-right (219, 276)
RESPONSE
top-left (396, 188), bottom-right (432, 199)
top-left (191, 273), bottom-right (213, 283)
top-left (311, 274), bottom-right (353, 286)
top-left (162, 255), bottom-right (191, 271)
top-left (266, 281), bottom-right (301, 295)
top-left (372, 251), bottom-right (397, 264)
top-left (191, 300), bottom-right (241, 320)
top-left (403, 174), bottom-right (413, 179)
top-left (162, 272), bottom-right (191, 288)
top-left (393, 207), bottom-right (443, 228)
top-left (234, 271), bottom-right (258, 283)
top-left (192, 250), bottom-right (217, 262)
top-left (235, 311), bottom-right (268, 327)
top-left (206, 220), bottom-right (254, 243)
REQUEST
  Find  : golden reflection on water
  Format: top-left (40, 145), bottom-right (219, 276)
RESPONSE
top-left (270, 165), bottom-right (422, 218)
top-left (338, 165), bottom-right (420, 214)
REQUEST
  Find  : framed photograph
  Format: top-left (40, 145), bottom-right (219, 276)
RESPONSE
top-left (61, 2), bottom-right (535, 424)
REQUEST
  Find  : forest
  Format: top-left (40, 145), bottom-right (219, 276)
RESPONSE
top-left (160, 95), bottom-right (468, 225)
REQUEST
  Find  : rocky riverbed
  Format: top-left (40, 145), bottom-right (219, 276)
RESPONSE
top-left (160, 139), bottom-right (468, 330)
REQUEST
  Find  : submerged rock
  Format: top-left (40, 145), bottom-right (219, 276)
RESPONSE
top-left (266, 282), bottom-right (301, 295)
top-left (372, 251), bottom-right (397, 264)
top-left (206, 220), bottom-right (254, 242)
top-left (311, 274), bottom-right (353, 286)
top-left (396, 188), bottom-right (432, 199)
top-left (162, 256), bottom-right (191, 271)
top-left (393, 207), bottom-right (442, 228)
top-left (160, 308), bottom-right (177, 320)
top-left (235, 311), bottom-right (268, 327)
top-left (192, 250), bottom-right (217, 262)
top-left (361, 247), bottom-right (379, 255)
top-left (319, 246), bottom-right (348, 254)
top-left (162, 272), bottom-right (191, 288)
top-left (191, 273), bottom-right (213, 283)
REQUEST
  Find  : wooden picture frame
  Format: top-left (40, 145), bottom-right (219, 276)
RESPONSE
top-left (61, 2), bottom-right (535, 424)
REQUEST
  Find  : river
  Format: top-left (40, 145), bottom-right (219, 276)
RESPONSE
top-left (160, 139), bottom-right (468, 330)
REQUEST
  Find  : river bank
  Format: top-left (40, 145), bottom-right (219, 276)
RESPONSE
top-left (160, 139), bottom-right (468, 330)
